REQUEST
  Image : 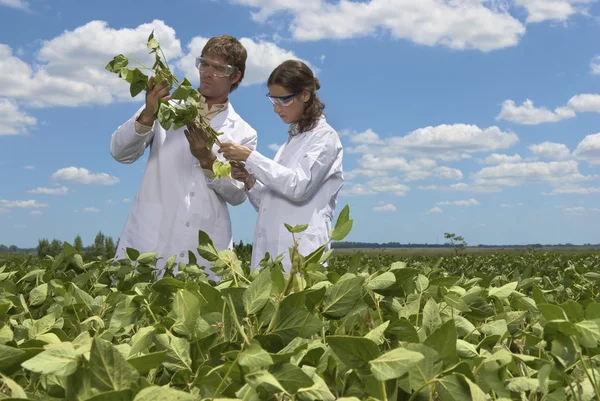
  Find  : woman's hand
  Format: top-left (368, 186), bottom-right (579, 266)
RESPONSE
top-left (219, 142), bottom-right (252, 162)
top-left (231, 162), bottom-right (256, 190)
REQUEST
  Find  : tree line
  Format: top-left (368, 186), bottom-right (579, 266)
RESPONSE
top-left (34, 231), bottom-right (117, 260)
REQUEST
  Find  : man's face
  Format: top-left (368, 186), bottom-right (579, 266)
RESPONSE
top-left (198, 53), bottom-right (240, 99)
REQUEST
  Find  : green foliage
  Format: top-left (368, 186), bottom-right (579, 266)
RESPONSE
top-left (2, 206), bottom-right (600, 400)
top-left (105, 31), bottom-right (229, 179)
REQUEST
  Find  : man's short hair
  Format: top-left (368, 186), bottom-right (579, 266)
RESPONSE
top-left (202, 35), bottom-right (247, 92)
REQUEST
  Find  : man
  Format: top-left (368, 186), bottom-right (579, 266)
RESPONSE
top-left (109, 35), bottom-right (257, 280)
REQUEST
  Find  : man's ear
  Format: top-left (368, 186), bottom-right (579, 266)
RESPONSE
top-left (230, 70), bottom-right (242, 86)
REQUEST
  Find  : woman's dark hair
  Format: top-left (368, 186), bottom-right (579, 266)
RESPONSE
top-left (268, 60), bottom-right (325, 133)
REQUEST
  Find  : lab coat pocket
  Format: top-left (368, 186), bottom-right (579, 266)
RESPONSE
top-left (122, 201), bottom-right (163, 252)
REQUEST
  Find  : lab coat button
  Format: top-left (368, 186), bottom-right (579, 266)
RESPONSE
top-left (180, 252), bottom-right (185, 257)
top-left (190, 192), bottom-right (194, 196)
top-left (185, 222), bottom-right (190, 227)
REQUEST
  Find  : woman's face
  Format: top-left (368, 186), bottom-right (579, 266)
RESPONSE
top-left (267, 84), bottom-right (309, 125)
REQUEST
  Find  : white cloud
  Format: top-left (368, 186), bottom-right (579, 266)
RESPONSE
top-left (52, 167), bottom-right (119, 185)
top-left (513, 0), bottom-right (596, 23)
top-left (0, 200), bottom-right (48, 208)
top-left (341, 177), bottom-right (410, 197)
top-left (573, 133), bottom-right (600, 165)
top-left (591, 56), bottom-right (600, 75)
top-left (30, 210), bottom-right (42, 215)
top-left (232, 0), bottom-right (526, 52)
top-left (0, 98), bottom-right (37, 135)
top-left (348, 154), bottom-right (436, 181)
top-left (496, 99), bottom-right (575, 125)
top-left (419, 183), bottom-right (502, 193)
top-left (480, 153), bottom-right (523, 164)
top-left (268, 143), bottom-right (281, 152)
top-left (474, 160), bottom-right (595, 187)
top-left (349, 129), bottom-right (384, 145)
top-left (123, 198), bottom-right (131, 203)
top-left (0, 21), bottom-right (181, 108)
top-left (563, 206), bottom-right (586, 215)
top-left (434, 167), bottom-right (463, 181)
top-left (0, 0), bottom-right (29, 11)
top-left (426, 206), bottom-right (443, 214)
top-left (373, 204), bottom-right (396, 212)
top-left (83, 207), bottom-right (100, 213)
top-left (176, 36), bottom-right (314, 87)
top-left (23, 165), bottom-right (35, 170)
top-left (542, 186), bottom-right (600, 195)
top-left (566, 94), bottom-right (600, 113)
top-left (528, 142), bottom-right (571, 160)
top-left (28, 186), bottom-right (68, 195)
top-left (436, 199), bottom-right (480, 207)
top-left (500, 202), bottom-right (524, 208)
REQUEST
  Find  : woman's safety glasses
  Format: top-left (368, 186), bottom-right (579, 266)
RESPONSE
top-left (195, 56), bottom-right (237, 78)
top-left (266, 92), bottom-right (299, 107)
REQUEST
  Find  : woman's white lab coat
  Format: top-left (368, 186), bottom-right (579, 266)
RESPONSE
top-left (110, 103), bottom-right (257, 279)
top-left (244, 115), bottom-right (344, 272)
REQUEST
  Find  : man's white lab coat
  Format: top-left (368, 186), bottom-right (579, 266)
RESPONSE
top-left (244, 115), bottom-right (343, 272)
top-left (110, 102), bottom-right (257, 279)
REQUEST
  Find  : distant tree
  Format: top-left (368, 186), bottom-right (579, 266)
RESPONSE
top-left (85, 231), bottom-right (107, 260)
top-left (49, 239), bottom-right (63, 257)
top-left (0, 244), bottom-right (8, 253)
top-left (74, 234), bottom-right (83, 254)
top-left (37, 238), bottom-right (51, 258)
top-left (444, 232), bottom-right (467, 256)
top-left (8, 245), bottom-right (18, 252)
top-left (105, 237), bottom-right (116, 259)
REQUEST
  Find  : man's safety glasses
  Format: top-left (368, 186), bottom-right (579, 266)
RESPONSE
top-left (266, 92), bottom-right (300, 107)
top-left (195, 56), bottom-right (238, 78)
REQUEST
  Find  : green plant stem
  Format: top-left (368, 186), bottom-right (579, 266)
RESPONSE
top-left (380, 380), bottom-right (388, 401)
top-left (408, 379), bottom-right (438, 401)
top-left (211, 351), bottom-right (241, 400)
top-left (579, 352), bottom-right (600, 401)
top-left (144, 300), bottom-right (159, 324)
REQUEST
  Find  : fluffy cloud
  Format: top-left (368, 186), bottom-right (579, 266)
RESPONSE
top-left (480, 153), bottom-right (523, 164)
top-left (513, 0), bottom-right (597, 23)
top-left (496, 99), bottom-right (575, 124)
top-left (1, 199), bottom-right (48, 208)
top-left (232, 0), bottom-right (526, 52)
top-left (83, 207), bottom-right (100, 213)
top-left (0, 0), bottom-right (29, 11)
top-left (373, 204), bottom-right (396, 212)
top-left (28, 186), bottom-right (69, 195)
top-left (0, 99), bottom-right (37, 135)
top-left (573, 133), bottom-right (600, 166)
top-left (528, 142), bottom-right (571, 160)
top-left (346, 125), bottom-right (518, 162)
top-left (591, 56), bottom-right (600, 75)
top-left (52, 167), bottom-right (119, 185)
top-left (426, 207), bottom-right (442, 214)
top-left (436, 199), bottom-right (480, 207)
top-left (176, 36), bottom-right (314, 87)
top-left (567, 94), bottom-right (600, 113)
top-left (419, 183), bottom-right (502, 193)
top-left (473, 160), bottom-right (594, 187)
top-left (341, 177), bottom-right (410, 197)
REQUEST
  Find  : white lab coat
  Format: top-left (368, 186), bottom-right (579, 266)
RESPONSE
top-left (110, 102), bottom-right (257, 279)
top-left (244, 115), bottom-right (343, 272)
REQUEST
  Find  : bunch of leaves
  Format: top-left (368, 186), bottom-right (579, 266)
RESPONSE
top-left (105, 31), bottom-right (231, 179)
top-left (3, 206), bottom-right (600, 400)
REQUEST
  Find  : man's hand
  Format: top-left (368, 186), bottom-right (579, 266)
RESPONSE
top-left (219, 142), bottom-right (252, 162)
top-left (231, 162), bottom-right (256, 190)
top-left (184, 123), bottom-right (216, 169)
top-left (137, 76), bottom-right (171, 126)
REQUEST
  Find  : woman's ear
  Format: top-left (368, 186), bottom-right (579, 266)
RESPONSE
top-left (302, 90), bottom-right (311, 103)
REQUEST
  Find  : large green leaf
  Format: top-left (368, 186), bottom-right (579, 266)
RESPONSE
top-left (369, 347), bottom-right (424, 381)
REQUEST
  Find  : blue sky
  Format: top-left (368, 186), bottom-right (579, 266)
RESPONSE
top-left (1, 0), bottom-right (599, 248)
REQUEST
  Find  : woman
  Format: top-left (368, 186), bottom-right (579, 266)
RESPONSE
top-left (218, 59), bottom-right (344, 273)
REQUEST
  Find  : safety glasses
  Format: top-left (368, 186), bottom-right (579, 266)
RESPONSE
top-left (266, 92), bottom-right (300, 107)
top-left (195, 56), bottom-right (238, 78)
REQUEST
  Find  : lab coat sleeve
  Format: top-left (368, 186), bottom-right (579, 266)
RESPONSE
top-left (110, 106), bottom-right (155, 164)
top-left (244, 131), bottom-right (340, 203)
top-left (247, 180), bottom-right (265, 212)
top-left (206, 129), bottom-right (258, 206)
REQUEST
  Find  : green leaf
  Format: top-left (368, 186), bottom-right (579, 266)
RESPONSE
top-left (133, 386), bottom-right (199, 401)
top-left (270, 362), bottom-right (314, 393)
top-left (327, 336), bottom-right (379, 371)
top-left (21, 342), bottom-right (79, 376)
top-left (243, 267), bottom-right (272, 315)
top-left (105, 54), bottom-right (128, 73)
top-left (239, 341), bottom-right (273, 369)
top-left (330, 205), bottom-right (353, 241)
top-left (435, 374), bottom-right (471, 401)
top-left (29, 282), bottom-right (48, 306)
top-left (488, 281), bottom-right (518, 300)
top-left (90, 337), bottom-right (139, 392)
top-left (127, 351), bottom-right (167, 375)
top-left (213, 160), bottom-right (231, 179)
top-left (423, 320), bottom-right (458, 365)
top-left (369, 347), bottom-right (424, 381)
top-left (321, 276), bottom-right (364, 319)
top-left (198, 230), bottom-right (219, 262)
top-left (365, 271), bottom-right (396, 290)
top-left (0, 344), bottom-right (26, 373)
top-left (0, 373), bottom-right (27, 398)
top-left (284, 223), bottom-right (309, 233)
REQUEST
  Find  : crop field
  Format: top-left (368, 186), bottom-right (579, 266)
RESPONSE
top-left (1, 210), bottom-right (600, 400)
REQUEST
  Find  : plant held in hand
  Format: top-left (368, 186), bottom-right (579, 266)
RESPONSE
top-left (105, 31), bottom-right (231, 178)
